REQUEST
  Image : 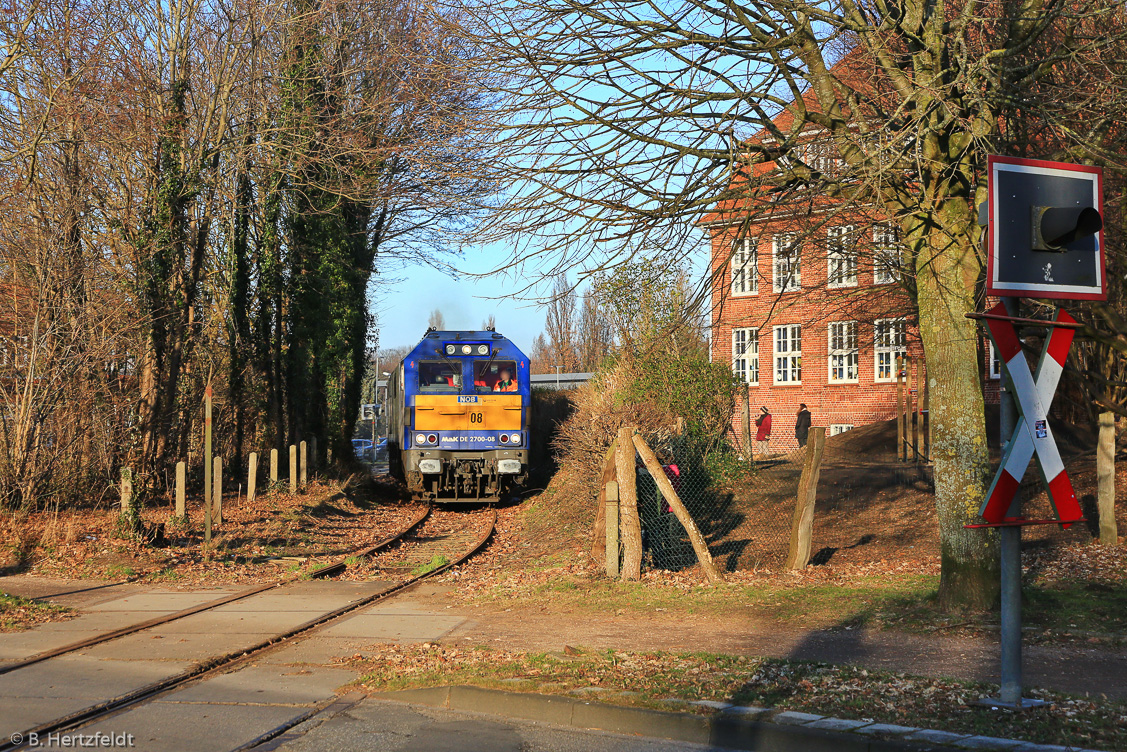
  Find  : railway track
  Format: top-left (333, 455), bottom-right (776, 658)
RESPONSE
top-left (0, 505), bottom-right (496, 752)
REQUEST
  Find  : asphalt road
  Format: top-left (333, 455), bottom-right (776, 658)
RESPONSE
top-left (266, 698), bottom-right (736, 752)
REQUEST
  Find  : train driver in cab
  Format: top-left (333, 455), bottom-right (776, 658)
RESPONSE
top-left (493, 367), bottom-right (517, 392)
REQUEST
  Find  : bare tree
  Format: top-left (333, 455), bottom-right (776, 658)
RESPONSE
top-left (576, 289), bottom-right (613, 371)
top-left (459, 0), bottom-right (1127, 607)
top-left (428, 309), bottom-right (447, 330)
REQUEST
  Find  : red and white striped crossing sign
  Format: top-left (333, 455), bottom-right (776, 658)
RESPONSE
top-left (980, 303), bottom-right (1082, 526)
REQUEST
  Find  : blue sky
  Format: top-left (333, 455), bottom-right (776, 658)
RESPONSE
top-left (370, 247), bottom-right (551, 356)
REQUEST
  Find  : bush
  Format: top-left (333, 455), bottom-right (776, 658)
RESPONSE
top-left (551, 345), bottom-right (738, 506)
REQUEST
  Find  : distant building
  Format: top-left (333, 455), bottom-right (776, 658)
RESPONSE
top-left (703, 69), bottom-right (997, 450)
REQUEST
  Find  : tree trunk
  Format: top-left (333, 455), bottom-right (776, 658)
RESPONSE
top-left (615, 427), bottom-right (642, 580)
top-left (915, 218), bottom-right (1000, 611)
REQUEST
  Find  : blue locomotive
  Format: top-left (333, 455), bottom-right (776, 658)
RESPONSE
top-left (384, 328), bottom-right (530, 501)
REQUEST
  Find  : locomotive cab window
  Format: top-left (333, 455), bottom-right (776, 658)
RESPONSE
top-left (419, 361), bottom-right (460, 391)
top-left (475, 360), bottom-right (518, 392)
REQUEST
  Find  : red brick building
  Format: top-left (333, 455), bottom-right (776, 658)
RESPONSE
top-left (705, 103), bottom-right (999, 451)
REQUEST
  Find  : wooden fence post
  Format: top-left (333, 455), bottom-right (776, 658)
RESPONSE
top-left (896, 356), bottom-right (905, 462)
top-left (615, 427), bottom-right (642, 580)
top-left (175, 462), bottom-right (186, 518)
top-left (922, 365), bottom-right (930, 462)
top-left (605, 480), bottom-right (620, 578)
top-left (1098, 412), bottom-right (1118, 545)
top-left (785, 427), bottom-right (827, 570)
top-left (247, 452), bottom-right (258, 506)
top-left (300, 440), bottom-right (308, 488)
top-left (213, 457), bottom-right (223, 525)
top-left (289, 445), bottom-right (298, 494)
top-left (270, 448), bottom-right (278, 487)
top-left (589, 439), bottom-right (618, 564)
top-left (633, 434), bottom-right (723, 583)
top-left (741, 397), bottom-right (752, 462)
top-left (120, 467), bottom-right (132, 513)
top-left (204, 384), bottom-right (212, 544)
top-left (910, 355), bottom-right (920, 463)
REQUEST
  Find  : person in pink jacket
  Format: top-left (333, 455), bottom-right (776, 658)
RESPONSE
top-left (754, 406), bottom-right (771, 457)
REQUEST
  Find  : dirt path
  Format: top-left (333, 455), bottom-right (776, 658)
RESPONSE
top-left (414, 588), bottom-right (1127, 700)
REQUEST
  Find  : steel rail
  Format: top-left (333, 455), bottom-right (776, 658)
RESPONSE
top-left (0, 504), bottom-right (431, 677)
top-left (0, 509), bottom-right (495, 752)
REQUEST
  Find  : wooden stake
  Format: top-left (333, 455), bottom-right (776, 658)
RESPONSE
top-left (910, 355), bottom-right (919, 463)
top-left (1098, 412), bottom-right (1118, 545)
top-left (896, 356), bottom-right (905, 462)
top-left (213, 457), bottom-right (223, 525)
top-left (300, 440), bottom-right (308, 489)
top-left (633, 434), bottom-right (723, 583)
top-left (922, 365), bottom-right (930, 462)
top-left (289, 445), bottom-right (298, 494)
top-left (785, 427), bottom-right (827, 570)
top-left (615, 427), bottom-right (642, 580)
top-left (175, 462), bottom-right (186, 518)
top-left (590, 439), bottom-right (619, 564)
top-left (204, 383), bottom-right (212, 544)
top-left (120, 467), bottom-right (132, 513)
top-left (605, 480), bottom-right (620, 578)
top-left (247, 452), bottom-right (258, 506)
top-left (741, 396), bottom-right (752, 462)
top-left (270, 448), bottom-right (278, 486)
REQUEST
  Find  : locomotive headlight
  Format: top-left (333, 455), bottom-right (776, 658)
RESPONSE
top-left (461, 345), bottom-right (472, 355)
top-left (415, 433), bottom-right (426, 445)
top-left (445, 345), bottom-right (456, 355)
top-left (508, 433), bottom-right (522, 446)
top-left (477, 345), bottom-right (488, 355)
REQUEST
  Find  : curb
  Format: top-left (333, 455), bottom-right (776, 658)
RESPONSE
top-left (371, 686), bottom-right (1109, 752)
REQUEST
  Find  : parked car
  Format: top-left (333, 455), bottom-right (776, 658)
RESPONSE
top-left (351, 438), bottom-right (374, 461)
top-left (373, 437), bottom-right (388, 459)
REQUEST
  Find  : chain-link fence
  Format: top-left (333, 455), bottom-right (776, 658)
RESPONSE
top-left (617, 406), bottom-right (1118, 577)
top-left (626, 417), bottom-right (935, 575)
top-left (628, 430), bottom-right (806, 574)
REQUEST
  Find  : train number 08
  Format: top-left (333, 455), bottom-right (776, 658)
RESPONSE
top-left (469, 412), bottom-right (483, 424)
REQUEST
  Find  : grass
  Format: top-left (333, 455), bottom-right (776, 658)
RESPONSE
top-left (349, 644), bottom-right (1127, 750)
top-left (469, 569), bottom-right (1127, 645)
top-left (104, 563), bottom-right (137, 579)
top-left (410, 555), bottom-right (450, 576)
top-left (0, 592), bottom-right (71, 632)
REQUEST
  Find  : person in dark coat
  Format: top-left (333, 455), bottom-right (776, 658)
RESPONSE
top-left (795, 403), bottom-right (812, 448)
top-left (754, 406), bottom-right (771, 457)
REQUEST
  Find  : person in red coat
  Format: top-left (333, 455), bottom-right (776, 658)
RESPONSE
top-left (754, 406), bottom-right (771, 457)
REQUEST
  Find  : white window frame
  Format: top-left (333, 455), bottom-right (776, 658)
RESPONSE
top-left (830, 424), bottom-right (854, 436)
top-left (731, 237), bottom-right (758, 296)
top-left (772, 233), bottom-right (801, 293)
top-left (873, 224), bottom-right (901, 285)
top-left (732, 328), bottom-right (759, 385)
top-left (874, 318), bottom-right (907, 383)
top-left (827, 226), bottom-right (857, 288)
top-left (827, 321), bottom-right (859, 383)
top-left (987, 340), bottom-right (1002, 380)
top-left (773, 324), bottom-right (802, 385)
